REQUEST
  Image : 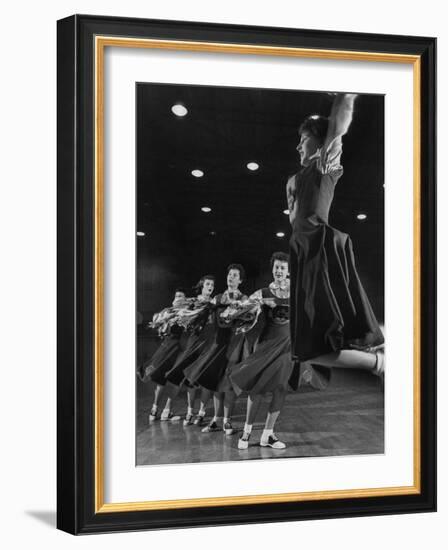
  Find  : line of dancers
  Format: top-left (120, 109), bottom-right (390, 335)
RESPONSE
top-left (139, 254), bottom-right (322, 449)
top-left (138, 91), bottom-right (385, 451)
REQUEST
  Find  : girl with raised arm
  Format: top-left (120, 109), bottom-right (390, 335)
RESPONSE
top-left (288, 93), bottom-right (384, 378)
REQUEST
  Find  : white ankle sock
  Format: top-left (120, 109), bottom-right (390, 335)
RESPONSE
top-left (223, 417), bottom-right (231, 425)
top-left (187, 407), bottom-right (193, 415)
top-left (261, 428), bottom-right (273, 441)
top-left (243, 423), bottom-right (253, 434)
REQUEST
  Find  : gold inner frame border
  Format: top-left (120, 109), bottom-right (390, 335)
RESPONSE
top-left (94, 35), bottom-right (421, 514)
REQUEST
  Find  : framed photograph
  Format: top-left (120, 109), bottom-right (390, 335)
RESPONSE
top-left (57, 14), bottom-right (436, 534)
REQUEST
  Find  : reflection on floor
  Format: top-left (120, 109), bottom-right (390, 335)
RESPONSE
top-left (136, 368), bottom-right (384, 466)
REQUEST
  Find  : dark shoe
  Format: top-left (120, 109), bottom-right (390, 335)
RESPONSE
top-left (238, 432), bottom-right (251, 449)
top-left (260, 434), bottom-right (286, 449)
top-left (160, 410), bottom-right (181, 422)
top-left (223, 422), bottom-right (236, 436)
top-left (148, 406), bottom-right (158, 423)
top-left (193, 414), bottom-right (206, 426)
top-left (201, 421), bottom-right (220, 433)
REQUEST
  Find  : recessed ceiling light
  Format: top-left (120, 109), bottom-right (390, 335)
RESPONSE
top-left (137, 231), bottom-right (146, 237)
top-left (283, 209), bottom-right (290, 215)
top-left (276, 232), bottom-right (285, 238)
top-left (201, 207), bottom-right (211, 213)
top-left (247, 162), bottom-right (259, 171)
top-left (209, 231), bottom-right (216, 236)
top-left (357, 214), bottom-right (367, 221)
top-left (191, 169), bottom-right (204, 178)
top-left (171, 104), bottom-right (188, 117)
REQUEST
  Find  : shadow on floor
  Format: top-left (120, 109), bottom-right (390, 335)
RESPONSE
top-left (25, 510), bottom-right (56, 528)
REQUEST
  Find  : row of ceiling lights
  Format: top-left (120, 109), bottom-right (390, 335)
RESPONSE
top-left (173, 104), bottom-right (261, 175)
top-left (137, 209), bottom-right (368, 238)
top-left (137, 104), bottom-right (370, 237)
top-left (137, 230), bottom-right (285, 239)
top-left (191, 162), bottom-right (259, 178)
top-left (172, 103), bottom-right (369, 222)
top-left (175, 98), bottom-right (271, 234)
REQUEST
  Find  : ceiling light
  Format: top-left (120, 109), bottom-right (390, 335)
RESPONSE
top-left (171, 104), bottom-right (188, 117)
top-left (247, 162), bottom-right (259, 171)
top-left (276, 232), bottom-right (285, 238)
top-left (283, 209), bottom-right (290, 215)
top-left (191, 169), bottom-right (204, 177)
top-left (137, 231), bottom-right (146, 237)
top-left (201, 207), bottom-right (211, 213)
top-left (357, 214), bottom-right (367, 220)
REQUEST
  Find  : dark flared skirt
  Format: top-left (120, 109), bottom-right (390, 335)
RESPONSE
top-left (229, 321), bottom-right (293, 395)
top-left (290, 223), bottom-right (384, 362)
top-left (139, 336), bottom-right (181, 385)
top-left (229, 321), bottom-right (332, 395)
top-left (184, 330), bottom-right (246, 392)
top-left (164, 330), bottom-right (211, 387)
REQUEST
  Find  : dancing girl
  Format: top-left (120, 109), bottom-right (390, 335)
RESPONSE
top-left (185, 264), bottom-right (248, 435)
top-left (138, 288), bottom-right (188, 422)
top-left (164, 275), bottom-right (216, 426)
top-left (229, 252), bottom-right (294, 449)
top-left (287, 93), bottom-right (384, 379)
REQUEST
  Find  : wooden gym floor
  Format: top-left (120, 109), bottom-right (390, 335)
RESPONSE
top-left (136, 368), bottom-right (384, 466)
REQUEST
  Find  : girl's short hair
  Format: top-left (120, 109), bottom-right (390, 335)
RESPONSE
top-left (270, 251), bottom-right (289, 269)
top-left (298, 115), bottom-right (329, 146)
top-left (226, 263), bottom-right (245, 281)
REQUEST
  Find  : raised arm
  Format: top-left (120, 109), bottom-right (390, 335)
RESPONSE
top-left (318, 93), bottom-right (357, 172)
top-left (323, 94), bottom-right (357, 148)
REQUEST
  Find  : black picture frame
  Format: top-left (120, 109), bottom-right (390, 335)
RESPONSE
top-left (57, 14), bottom-right (436, 534)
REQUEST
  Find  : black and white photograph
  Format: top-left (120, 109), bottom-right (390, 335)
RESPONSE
top-left (0, 0), bottom-right (441, 542)
top-left (135, 82), bottom-right (385, 466)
